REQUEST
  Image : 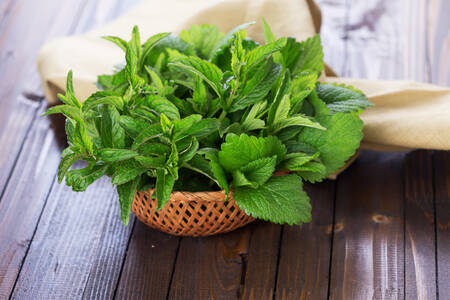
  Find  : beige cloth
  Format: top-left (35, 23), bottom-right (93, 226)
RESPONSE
top-left (37, 0), bottom-right (450, 151)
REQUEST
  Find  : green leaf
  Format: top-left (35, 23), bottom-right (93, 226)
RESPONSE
top-left (298, 112), bottom-right (363, 176)
top-left (131, 123), bottom-right (163, 150)
top-left (281, 152), bottom-right (319, 171)
top-left (145, 95), bottom-right (180, 120)
top-left (57, 152), bottom-right (82, 183)
top-left (169, 56), bottom-right (223, 98)
top-left (102, 36), bottom-right (127, 52)
top-left (296, 161), bottom-right (328, 183)
top-left (112, 159), bottom-right (147, 185)
top-left (66, 163), bottom-right (108, 192)
top-left (179, 137), bottom-right (199, 164)
top-left (183, 154), bottom-right (218, 185)
top-left (211, 22), bottom-right (255, 62)
top-left (141, 32), bottom-right (171, 68)
top-left (238, 155), bottom-right (276, 187)
top-left (172, 114), bottom-right (202, 139)
top-left (145, 66), bottom-right (164, 92)
top-left (190, 76), bottom-right (207, 113)
top-left (74, 122), bottom-right (94, 155)
top-left (218, 134), bottom-right (286, 171)
top-left (243, 37), bottom-right (287, 71)
top-left (231, 59), bottom-right (282, 112)
top-left (183, 118), bottom-right (220, 138)
top-left (99, 148), bottom-right (138, 162)
top-left (82, 93), bottom-right (124, 112)
top-left (117, 176), bottom-right (140, 225)
top-left (292, 35), bottom-right (324, 75)
top-left (135, 155), bottom-right (166, 168)
top-left (119, 116), bottom-right (148, 138)
top-left (205, 152), bottom-right (229, 195)
top-left (155, 169), bottom-right (176, 210)
top-left (99, 105), bottom-right (125, 149)
top-left (125, 43), bottom-right (138, 84)
top-left (315, 83), bottom-right (372, 113)
top-left (261, 18), bottom-right (283, 64)
top-left (43, 105), bottom-right (83, 123)
top-left (241, 118), bottom-right (265, 131)
top-left (234, 174), bottom-right (311, 225)
top-left (262, 17), bottom-right (276, 43)
top-left (290, 72), bottom-right (318, 113)
top-left (270, 114), bottom-right (326, 134)
top-left (268, 94), bottom-right (290, 126)
top-left (180, 24), bottom-right (225, 59)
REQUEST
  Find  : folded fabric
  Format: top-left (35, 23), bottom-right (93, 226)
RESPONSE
top-left (37, 0), bottom-right (450, 151)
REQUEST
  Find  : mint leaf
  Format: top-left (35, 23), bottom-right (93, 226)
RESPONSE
top-left (82, 92), bottom-right (124, 112)
top-left (205, 151), bottom-right (229, 195)
top-left (169, 56), bottom-right (223, 98)
top-left (238, 155), bottom-right (276, 187)
top-left (112, 159), bottom-right (147, 185)
top-left (119, 116), bottom-right (148, 138)
top-left (180, 24), bottom-right (225, 59)
top-left (155, 169), bottom-right (176, 210)
top-left (316, 83), bottom-right (372, 113)
top-left (99, 105), bottom-right (125, 149)
top-left (234, 174), bottom-right (311, 225)
top-left (296, 161), bottom-right (328, 183)
top-left (243, 37), bottom-right (287, 71)
top-left (145, 95), bottom-right (180, 120)
top-left (117, 176), bottom-right (140, 225)
top-left (230, 59), bottom-right (281, 112)
top-left (66, 164), bottom-right (108, 192)
top-left (218, 134), bottom-right (286, 171)
top-left (292, 35), bottom-right (324, 75)
top-left (269, 114), bottom-right (326, 134)
top-left (103, 36), bottom-right (127, 52)
top-left (298, 112), bottom-right (363, 176)
top-left (99, 149), bottom-right (138, 162)
top-left (57, 152), bottom-right (82, 183)
top-left (280, 152), bottom-right (319, 171)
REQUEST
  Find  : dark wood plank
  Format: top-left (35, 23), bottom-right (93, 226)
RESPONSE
top-left (241, 222), bottom-right (281, 299)
top-left (168, 227), bottom-right (251, 299)
top-left (329, 151), bottom-right (405, 300)
top-left (0, 0), bottom-right (89, 194)
top-left (434, 151), bottom-right (450, 299)
top-left (0, 105), bottom-right (61, 299)
top-left (10, 175), bottom-right (132, 299)
top-left (404, 150), bottom-right (437, 299)
top-left (274, 181), bottom-right (335, 300)
top-left (0, 1), bottom-right (143, 298)
top-left (114, 222), bottom-right (180, 300)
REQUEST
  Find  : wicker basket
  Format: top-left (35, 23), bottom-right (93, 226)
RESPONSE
top-left (131, 189), bottom-right (255, 237)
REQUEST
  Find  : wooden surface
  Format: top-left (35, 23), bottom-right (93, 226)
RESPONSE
top-left (0, 0), bottom-right (448, 299)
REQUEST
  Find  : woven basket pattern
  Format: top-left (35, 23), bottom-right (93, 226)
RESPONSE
top-left (132, 190), bottom-right (255, 237)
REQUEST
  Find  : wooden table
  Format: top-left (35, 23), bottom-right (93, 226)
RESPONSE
top-left (0, 0), bottom-right (448, 299)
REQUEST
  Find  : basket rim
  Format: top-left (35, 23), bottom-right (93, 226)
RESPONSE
top-left (137, 188), bottom-right (229, 202)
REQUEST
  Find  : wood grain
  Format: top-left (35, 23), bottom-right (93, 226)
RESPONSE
top-left (434, 151), bottom-right (450, 299)
top-left (114, 221), bottom-right (180, 300)
top-left (0, 0), bottom-right (143, 298)
top-left (0, 106), bottom-right (61, 299)
top-left (329, 152), bottom-right (405, 300)
top-left (241, 222), bottom-right (281, 300)
top-left (10, 174), bottom-right (132, 300)
top-left (274, 181), bottom-right (335, 300)
top-left (404, 150), bottom-right (437, 300)
top-left (168, 227), bottom-right (251, 300)
top-left (0, 0), bottom-right (88, 195)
